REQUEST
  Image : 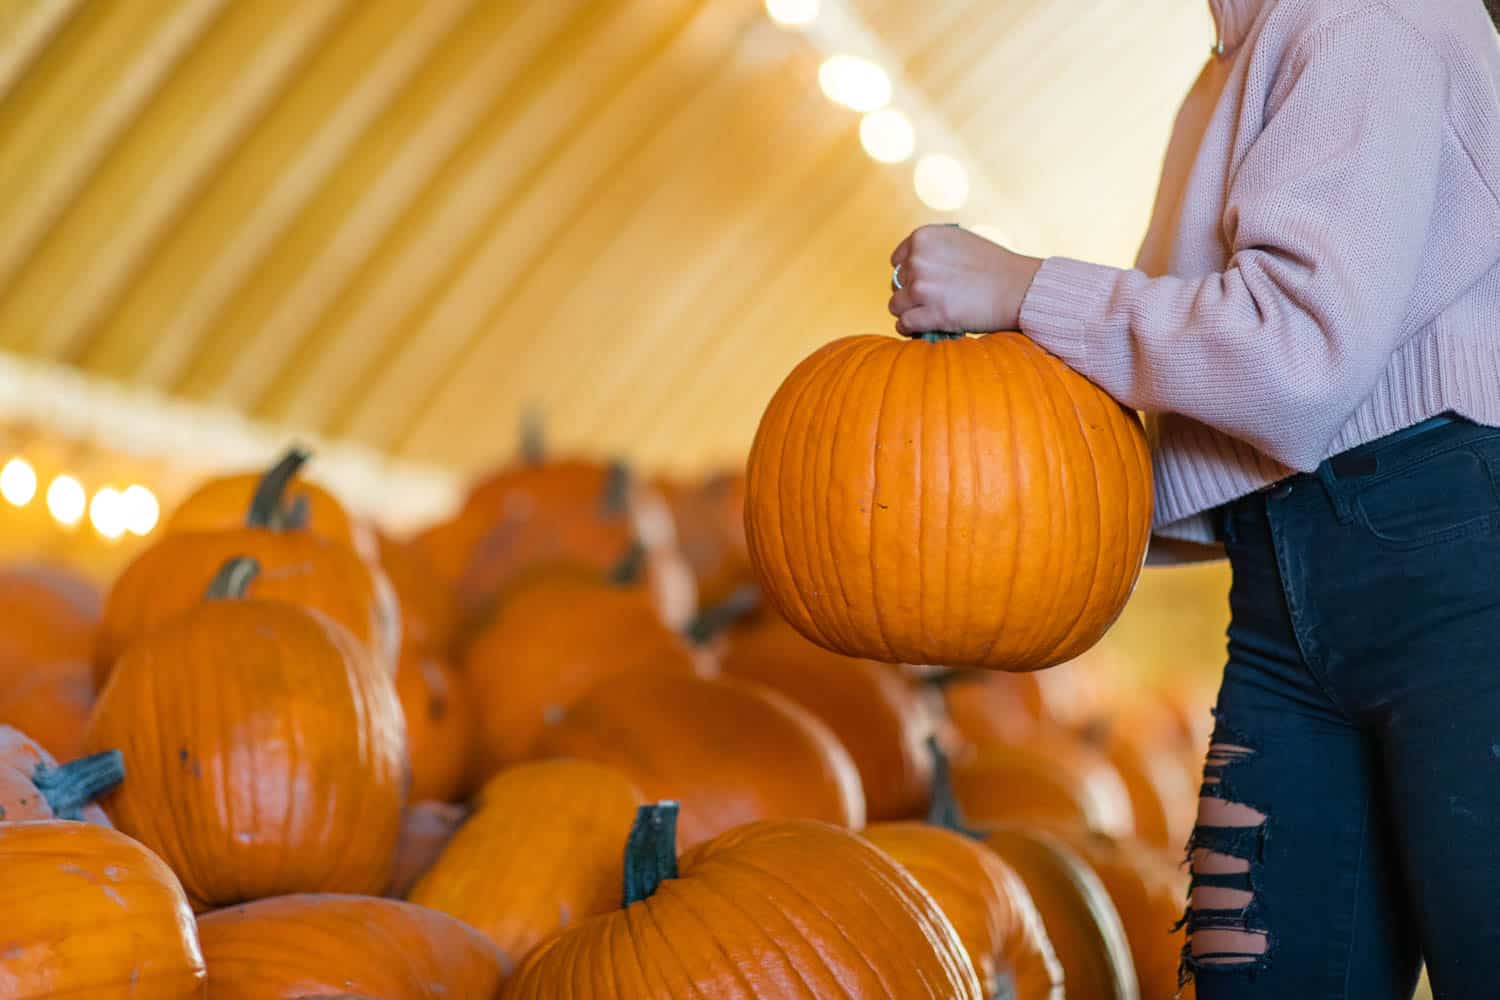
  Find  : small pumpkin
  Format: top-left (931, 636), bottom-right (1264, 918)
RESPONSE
top-left (951, 734), bottom-right (1136, 839)
top-left (0, 657), bottom-right (94, 762)
top-left (721, 615), bottom-right (932, 821)
top-left (165, 446), bottom-right (379, 562)
top-left (1088, 716), bottom-right (1198, 853)
top-left (387, 801), bottom-right (467, 899)
top-left (744, 332), bottom-right (1152, 670)
top-left (409, 759), bottom-right (643, 959)
top-left (395, 651), bottom-right (477, 802)
top-left (656, 471), bottom-right (753, 608)
top-left (533, 672), bottom-right (865, 849)
top-left (0, 725), bottom-right (122, 825)
top-left (376, 530), bottom-right (459, 655)
top-left (197, 893), bottom-right (511, 999)
top-left (96, 471), bottom-right (400, 685)
top-left (500, 802), bottom-right (983, 998)
top-left (84, 557), bottom-right (407, 911)
top-left (461, 557), bottom-right (709, 777)
top-left (0, 563), bottom-right (102, 672)
top-left (0, 819), bottom-right (207, 997)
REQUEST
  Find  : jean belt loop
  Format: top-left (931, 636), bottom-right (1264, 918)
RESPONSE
top-left (1315, 461), bottom-right (1360, 525)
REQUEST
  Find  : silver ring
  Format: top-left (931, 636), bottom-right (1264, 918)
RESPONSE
top-left (892, 263), bottom-right (904, 291)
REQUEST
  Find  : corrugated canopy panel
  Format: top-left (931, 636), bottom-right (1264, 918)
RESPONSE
top-left (0, 0), bottom-right (1210, 477)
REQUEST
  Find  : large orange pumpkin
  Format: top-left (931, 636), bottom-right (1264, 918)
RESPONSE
top-left (0, 725), bottom-right (121, 825)
top-left (721, 615), bottom-right (932, 821)
top-left (863, 821), bottom-right (1064, 1000)
top-left (0, 563), bottom-right (102, 672)
top-left (0, 820), bottom-right (207, 997)
top-left (462, 569), bottom-right (708, 776)
top-left (395, 651), bottom-right (477, 802)
top-left (0, 657), bottom-right (94, 762)
top-left (387, 801), bottom-right (467, 899)
top-left (84, 557), bottom-right (407, 911)
top-left (500, 803), bottom-right (982, 999)
top-left (95, 487), bottom-right (400, 686)
top-left (745, 332), bottom-right (1152, 670)
top-left (165, 445), bottom-right (379, 562)
top-left (197, 893), bottom-right (511, 998)
top-left (986, 825), bottom-right (1141, 1000)
top-left (409, 759), bottom-right (643, 959)
top-left (533, 673), bottom-right (865, 849)
top-left (951, 735), bottom-right (1136, 838)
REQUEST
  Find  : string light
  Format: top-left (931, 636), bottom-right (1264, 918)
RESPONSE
top-left (765, 0), bottom-right (818, 28)
top-left (46, 475), bottom-right (85, 527)
top-left (914, 154), bottom-right (970, 212)
top-left (0, 458), bottom-right (36, 507)
top-left (121, 484), bottom-right (160, 536)
top-left (818, 55), bottom-right (891, 113)
top-left (89, 487), bottom-right (126, 540)
top-left (860, 108), bottom-right (915, 163)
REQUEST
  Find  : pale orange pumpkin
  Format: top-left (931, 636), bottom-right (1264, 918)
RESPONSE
top-left (951, 735), bottom-right (1136, 839)
top-left (745, 332), bottom-right (1152, 670)
top-left (0, 725), bottom-right (121, 826)
top-left (386, 801), bottom-right (467, 900)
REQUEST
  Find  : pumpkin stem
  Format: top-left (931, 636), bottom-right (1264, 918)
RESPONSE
top-left (32, 750), bottom-right (125, 820)
top-left (925, 736), bottom-right (987, 841)
top-left (683, 585), bottom-right (761, 645)
top-left (918, 666), bottom-right (974, 690)
top-left (920, 332), bottom-right (967, 343)
top-left (607, 539), bottom-right (646, 586)
top-left (623, 801), bottom-right (680, 906)
top-left (248, 446), bottom-right (311, 529)
top-left (205, 557), bottom-right (260, 601)
top-left (520, 407), bottom-right (546, 465)
top-left (601, 460), bottom-right (631, 516)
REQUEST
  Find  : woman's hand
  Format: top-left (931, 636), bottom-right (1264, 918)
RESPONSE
top-left (889, 225), bottom-right (1043, 337)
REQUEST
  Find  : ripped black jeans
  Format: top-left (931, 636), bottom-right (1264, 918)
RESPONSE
top-left (1186, 414), bottom-right (1500, 999)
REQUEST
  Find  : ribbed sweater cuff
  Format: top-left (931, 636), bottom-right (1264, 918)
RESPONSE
top-left (1018, 256), bottom-right (1123, 374)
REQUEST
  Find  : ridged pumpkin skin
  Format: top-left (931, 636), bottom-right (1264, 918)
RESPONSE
top-left (745, 332), bottom-right (1152, 670)
top-left (533, 673), bottom-right (865, 849)
top-left (395, 652), bottom-right (477, 802)
top-left (501, 816), bottom-right (983, 999)
top-left (0, 725), bottom-right (118, 825)
top-left (197, 893), bottom-right (510, 999)
top-left (952, 739), bottom-right (1136, 839)
top-left (387, 801), bottom-right (467, 899)
top-left (0, 658), bottom-right (94, 762)
top-left (84, 591), bottom-right (407, 911)
top-left (95, 529), bottom-right (400, 686)
top-left (721, 617), bottom-right (932, 821)
top-left (985, 826), bottom-right (1140, 1000)
top-left (463, 576), bottom-right (706, 776)
top-left (863, 822), bottom-right (1064, 1000)
top-left (165, 471), bottom-right (378, 563)
top-left (0, 564), bottom-right (102, 672)
top-left (0, 820), bottom-right (207, 997)
top-left (409, 760), bottom-right (643, 958)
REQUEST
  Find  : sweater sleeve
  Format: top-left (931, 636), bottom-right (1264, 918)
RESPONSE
top-left (1018, 8), bottom-right (1449, 472)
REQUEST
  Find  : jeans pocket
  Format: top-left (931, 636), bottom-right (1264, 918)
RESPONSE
top-left (1355, 442), bottom-right (1500, 549)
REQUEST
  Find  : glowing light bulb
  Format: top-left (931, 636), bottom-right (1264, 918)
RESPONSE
top-left (914, 154), bottom-right (970, 212)
top-left (766, 0), bottom-right (818, 27)
top-left (818, 55), bottom-right (891, 113)
top-left (89, 487), bottom-right (126, 540)
top-left (860, 108), bottom-right (915, 163)
top-left (122, 484), bottom-right (160, 536)
top-left (46, 475), bottom-right (86, 527)
top-left (1, 458), bottom-right (37, 507)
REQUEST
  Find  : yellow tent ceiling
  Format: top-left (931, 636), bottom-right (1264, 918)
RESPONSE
top-left (0, 0), bottom-right (1211, 479)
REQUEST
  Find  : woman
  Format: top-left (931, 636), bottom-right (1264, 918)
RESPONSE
top-left (888, 1), bottom-right (1500, 997)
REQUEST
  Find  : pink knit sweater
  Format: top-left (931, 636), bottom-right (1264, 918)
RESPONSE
top-left (1018, 0), bottom-right (1500, 545)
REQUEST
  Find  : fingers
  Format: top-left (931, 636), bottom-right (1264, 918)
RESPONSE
top-left (895, 305), bottom-right (946, 338)
top-left (887, 287), bottom-right (917, 317)
top-left (890, 235), bottom-right (913, 267)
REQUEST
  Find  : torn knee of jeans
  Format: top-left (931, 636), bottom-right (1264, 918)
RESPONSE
top-left (1180, 727), bottom-right (1271, 985)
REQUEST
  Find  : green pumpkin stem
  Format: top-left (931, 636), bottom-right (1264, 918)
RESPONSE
top-left (205, 557), bottom-right (260, 601)
top-left (33, 750), bottom-right (125, 820)
top-left (607, 540), bottom-right (646, 586)
top-left (925, 736), bottom-right (987, 841)
top-left (920, 332), bottom-right (967, 343)
top-left (601, 461), bottom-right (631, 516)
top-left (684, 585), bottom-right (761, 645)
top-left (248, 446), bottom-right (311, 530)
top-left (918, 666), bottom-right (973, 690)
top-left (622, 801), bottom-right (680, 906)
top-left (520, 408), bottom-right (546, 466)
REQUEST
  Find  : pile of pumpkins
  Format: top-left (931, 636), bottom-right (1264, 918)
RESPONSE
top-left (0, 438), bottom-right (1212, 999)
